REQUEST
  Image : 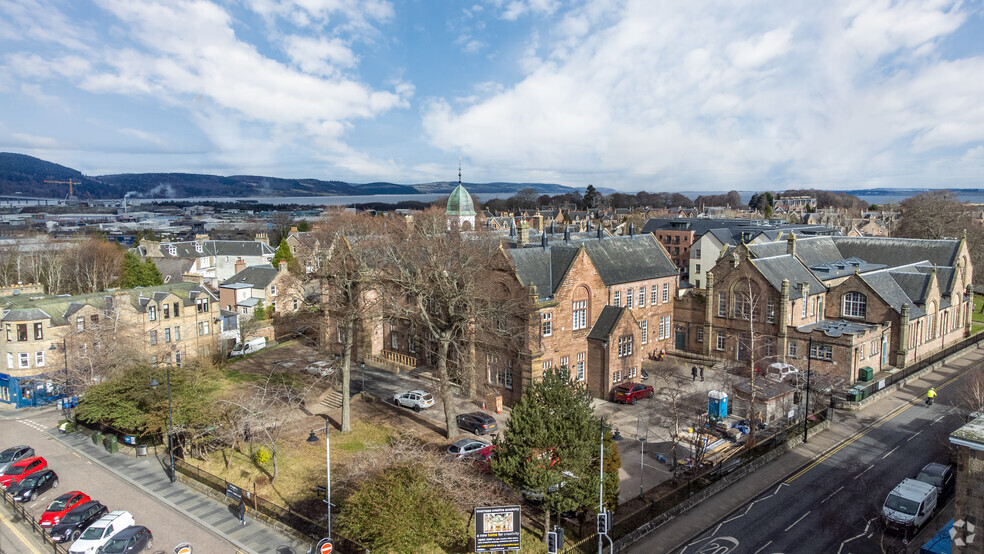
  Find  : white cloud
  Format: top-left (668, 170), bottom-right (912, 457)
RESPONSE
top-left (424, 0), bottom-right (984, 189)
top-left (283, 35), bottom-right (358, 76)
top-left (490, 0), bottom-right (561, 21)
top-left (10, 132), bottom-right (61, 149)
top-left (119, 128), bottom-right (168, 148)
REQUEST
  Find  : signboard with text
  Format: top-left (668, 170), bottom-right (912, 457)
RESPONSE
top-left (475, 505), bottom-right (521, 552)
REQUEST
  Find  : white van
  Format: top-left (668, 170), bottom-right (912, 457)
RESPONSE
top-left (230, 337), bottom-right (266, 357)
top-left (882, 478), bottom-right (937, 531)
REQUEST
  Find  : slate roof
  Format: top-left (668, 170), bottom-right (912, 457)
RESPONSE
top-left (748, 255), bottom-right (826, 300)
top-left (0, 282), bottom-right (217, 326)
top-left (859, 269), bottom-right (927, 318)
top-left (831, 236), bottom-right (962, 269)
top-left (509, 246), bottom-right (578, 301)
top-left (153, 240), bottom-right (275, 259)
top-left (2, 308), bottom-right (51, 322)
top-left (576, 235), bottom-right (678, 285)
top-left (220, 265), bottom-right (280, 290)
top-left (809, 257), bottom-right (887, 280)
top-left (152, 258), bottom-right (196, 285)
top-left (588, 305), bottom-right (624, 341)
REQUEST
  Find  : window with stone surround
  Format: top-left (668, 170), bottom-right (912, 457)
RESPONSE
top-left (573, 300), bottom-right (587, 330)
top-left (842, 292), bottom-right (866, 319)
top-left (541, 312), bottom-right (553, 336)
top-left (618, 335), bottom-right (633, 357)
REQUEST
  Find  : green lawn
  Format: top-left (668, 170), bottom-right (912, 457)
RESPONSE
top-left (974, 294), bottom-right (984, 324)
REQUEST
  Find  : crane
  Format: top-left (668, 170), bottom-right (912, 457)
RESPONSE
top-left (43, 179), bottom-right (80, 202)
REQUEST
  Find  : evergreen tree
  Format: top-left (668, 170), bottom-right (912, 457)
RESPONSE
top-left (118, 252), bottom-right (163, 288)
top-left (492, 366), bottom-right (615, 542)
top-left (583, 184), bottom-right (599, 209)
top-left (296, 220), bottom-right (310, 232)
top-left (253, 301), bottom-right (267, 321)
top-left (141, 259), bottom-right (164, 286)
top-left (272, 238), bottom-right (293, 267)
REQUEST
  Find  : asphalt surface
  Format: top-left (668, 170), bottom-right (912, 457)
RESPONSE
top-left (626, 344), bottom-right (983, 554)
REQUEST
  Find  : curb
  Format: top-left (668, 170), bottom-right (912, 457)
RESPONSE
top-left (48, 429), bottom-right (258, 554)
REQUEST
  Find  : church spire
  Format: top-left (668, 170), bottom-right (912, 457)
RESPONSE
top-left (458, 157), bottom-right (462, 187)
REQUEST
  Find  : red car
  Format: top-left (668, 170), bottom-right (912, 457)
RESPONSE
top-left (473, 445), bottom-right (497, 473)
top-left (39, 491), bottom-right (91, 528)
top-left (0, 456), bottom-right (47, 488)
top-left (612, 382), bottom-right (654, 404)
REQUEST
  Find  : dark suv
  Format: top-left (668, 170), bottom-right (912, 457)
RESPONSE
top-left (456, 412), bottom-right (498, 435)
top-left (95, 525), bottom-right (153, 553)
top-left (916, 462), bottom-right (955, 499)
top-left (50, 501), bottom-right (109, 543)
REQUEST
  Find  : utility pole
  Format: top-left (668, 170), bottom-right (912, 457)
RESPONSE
top-left (804, 337), bottom-right (812, 444)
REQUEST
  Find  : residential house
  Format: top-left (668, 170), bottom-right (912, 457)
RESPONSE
top-left (137, 235), bottom-right (276, 287)
top-left (219, 261), bottom-right (304, 318)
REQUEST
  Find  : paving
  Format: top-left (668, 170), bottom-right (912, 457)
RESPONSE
top-left (624, 344), bottom-right (984, 553)
top-left (50, 428), bottom-right (310, 554)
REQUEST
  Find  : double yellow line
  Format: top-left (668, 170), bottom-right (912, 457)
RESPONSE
top-left (0, 510), bottom-right (44, 554)
top-left (784, 372), bottom-right (961, 484)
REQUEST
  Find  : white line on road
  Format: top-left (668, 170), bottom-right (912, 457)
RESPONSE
top-left (837, 517), bottom-right (876, 554)
top-left (933, 415), bottom-right (945, 423)
top-left (881, 445), bottom-right (900, 459)
top-left (784, 511), bottom-right (811, 532)
top-left (854, 464), bottom-right (875, 479)
top-left (907, 430), bottom-right (923, 442)
top-left (753, 540), bottom-right (773, 554)
top-left (821, 485), bottom-right (845, 504)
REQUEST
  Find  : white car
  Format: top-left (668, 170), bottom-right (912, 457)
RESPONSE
top-left (522, 471), bottom-right (577, 502)
top-left (765, 362), bottom-right (799, 383)
top-left (393, 390), bottom-right (435, 412)
top-left (69, 510), bottom-right (134, 554)
top-left (305, 361), bottom-right (336, 376)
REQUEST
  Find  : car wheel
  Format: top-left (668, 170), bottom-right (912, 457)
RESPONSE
top-left (71, 530), bottom-right (81, 541)
top-left (413, 405), bottom-right (421, 413)
top-left (394, 399), bottom-right (400, 407)
top-left (631, 396), bottom-right (637, 405)
top-left (52, 479), bottom-right (59, 489)
top-left (29, 491), bottom-right (36, 502)
top-left (648, 390), bottom-right (655, 398)
top-left (145, 538), bottom-right (153, 550)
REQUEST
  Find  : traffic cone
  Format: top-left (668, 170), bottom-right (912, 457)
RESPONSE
top-left (482, 402), bottom-right (486, 410)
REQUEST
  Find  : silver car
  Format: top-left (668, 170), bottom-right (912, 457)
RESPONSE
top-left (0, 446), bottom-right (34, 475)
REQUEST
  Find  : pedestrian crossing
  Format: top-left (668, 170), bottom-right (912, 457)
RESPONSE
top-left (17, 419), bottom-right (48, 433)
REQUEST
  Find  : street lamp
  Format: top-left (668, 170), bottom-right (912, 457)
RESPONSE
top-left (307, 418), bottom-right (332, 539)
top-left (150, 366), bottom-right (175, 484)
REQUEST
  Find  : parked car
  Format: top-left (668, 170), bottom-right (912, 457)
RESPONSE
top-left (40, 491), bottom-right (91, 528)
top-left (612, 383), bottom-right (654, 404)
top-left (765, 363), bottom-right (799, 383)
top-left (0, 445), bottom-right (34, 474)
top-left (69, 510), bottom-right (135, 554)
top-left (456, 412), bottom-right (498, 435)
top-left (229, 337), bottom-right (266, 357)
top-left (304, 361), bottom-right (336, 376)
top-left (522, 471), bottom-right (577, 503)
top-left (446, 438), bottom-right (490, 459)
top-left (393, 390), bottom-right (435, 412)
top-left (915, 462), bottom-right (955, 499)
top-left (8, 468), bottom-right (58, 502)
top-left (473, 444), bottom-right (497, 473)
top-left (0, 456), bottom-right (47, 489)
top-left (95, 525), bottom-right (153, 553)
top-left (51, 501), bottom-right (108, 543)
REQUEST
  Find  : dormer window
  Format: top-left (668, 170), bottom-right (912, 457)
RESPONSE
top-left (168, 245), bottom-right (177, 256)
top-left (194, 243), bottom-right (203, 253)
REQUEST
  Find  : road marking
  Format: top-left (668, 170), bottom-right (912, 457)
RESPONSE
top-left (854, 464), bottom-right (875, 479)
top-left (0, 510), bottom-right (45, 554)
top-left (837, 517), bottom-right (876, 554)
top-left (72, 452), bottom-right (81, 459)
top-left (784, 511), bottom-right (810, 532)
top-left (753, 540), bottom-right (772, 554)
top-left (821, 485), bottom-right (844, 504)
top-left (907, 430), bottom-right (923, 441)
top-left (881, 445), bottom-right (900, 459)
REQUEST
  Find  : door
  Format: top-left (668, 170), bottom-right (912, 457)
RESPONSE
top-left (675, 330), bottom-right (686, 350)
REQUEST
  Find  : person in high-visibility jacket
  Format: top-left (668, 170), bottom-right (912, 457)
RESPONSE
top-left (927, 388), bottom-right (937, 406)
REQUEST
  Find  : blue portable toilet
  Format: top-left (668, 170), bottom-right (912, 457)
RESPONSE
top-left (708, 390), bottom-right (728, 419)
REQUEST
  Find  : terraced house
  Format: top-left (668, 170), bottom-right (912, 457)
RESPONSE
top-left (0, 282), bottom-right (220, 408)
top-left (675, 233), bottom-right (973, 388)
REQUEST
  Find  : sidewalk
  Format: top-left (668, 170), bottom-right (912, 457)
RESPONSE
top-left (623, 343), bottom-right (982, 552)
top-left (51, 429), bottom-right (309, 554)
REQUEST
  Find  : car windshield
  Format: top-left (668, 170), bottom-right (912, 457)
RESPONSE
top-left (61, 511), bottom-right (83, 524)
top-left (917, 471), bottom-right (943, 488)
top-left (47, 498), bottom-right (69, 511)
top-left (885, 494), bottom-right (919, 515)
top-left (19, 476), bottom-right (38, 487)
top-left (99, 537), bottom-right (128, 553)
top-left (0, 451), bottom-right (16, 463)
top-left (80, 525), bottom-right (105, 540)
top-left (4, 465), bottom-right (25, 476)
top-left (449, 445), bottom-right (461, 453)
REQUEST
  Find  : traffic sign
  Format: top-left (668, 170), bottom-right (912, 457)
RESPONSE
top-left (317, 538), bottom-right (333, 554)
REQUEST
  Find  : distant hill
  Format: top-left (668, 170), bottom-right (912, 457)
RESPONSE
top-left (0, 153), bottom-right (585, 199)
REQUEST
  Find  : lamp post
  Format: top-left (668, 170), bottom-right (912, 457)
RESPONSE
top-left (150, 365), bottom-right (175, 483)
top-left (803, 337), bottom-right (812, 444)
top-left (307, 418), bottom-right (332, 539)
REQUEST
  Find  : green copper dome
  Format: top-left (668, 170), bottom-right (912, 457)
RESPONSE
top-left (446, 183), bottom-right (476, 216)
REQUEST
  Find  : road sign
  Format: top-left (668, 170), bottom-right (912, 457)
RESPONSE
top-left (173, 544), bottom-right (193, 554)
top-left (317, 538), bottom-right (333, 554)
top-left (475, 505), bottom-right (521, 552)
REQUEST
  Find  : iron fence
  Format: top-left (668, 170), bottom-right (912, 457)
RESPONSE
top-left (0, 487), bottom-right (70, 553)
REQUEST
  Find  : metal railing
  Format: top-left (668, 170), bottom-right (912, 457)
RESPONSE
top-left (0, 487), bottom-right (70, 553)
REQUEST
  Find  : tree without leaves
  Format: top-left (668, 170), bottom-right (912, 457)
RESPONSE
top-left (382, 208), bottom-right (532, 440)
top-left (897, 190), bottom-right (984, 285)
top-left (492, 366), bottom-right (610, 543)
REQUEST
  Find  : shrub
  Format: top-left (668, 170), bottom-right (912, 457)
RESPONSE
top-left (253, 446), bottom-right (272, 466)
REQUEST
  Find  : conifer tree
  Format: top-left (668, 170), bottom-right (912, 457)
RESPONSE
top-left (272, 238), bottom-right (293, 267)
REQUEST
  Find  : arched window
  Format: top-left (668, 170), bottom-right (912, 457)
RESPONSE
top-left (842, 292), bottom-right (866, 318)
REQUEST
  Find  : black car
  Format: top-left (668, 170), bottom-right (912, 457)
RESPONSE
top-left (0, 445), bottom-right (34, 475)
top-left (456, 412), bottom-right (498, 435)
top-left (95, 525), bottom-right (153, 553)
top-left (8, 468), bottom-right (58, 502)
top-left (916, 462), bottom-right (955, 499)
top-left (51, 501), bottom-right (109, 543)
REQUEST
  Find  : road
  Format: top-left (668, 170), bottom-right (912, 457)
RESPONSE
top-left (649, 373), bottom-right (971, 554)
top-left (0, 407), bottom-right (233, 554)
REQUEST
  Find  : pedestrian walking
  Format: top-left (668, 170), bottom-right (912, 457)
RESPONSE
top-left (700, 366), bottom-right (705, 381)
top-left (691, 366), bottom-right (698, 381)
top-left (238, 496), bottom-right (247, 526)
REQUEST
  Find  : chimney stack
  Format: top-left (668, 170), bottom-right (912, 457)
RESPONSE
top-left (255, 232), bottom-right (269, 245)
top-left (279, 260), bottom-right (288, 273)
top-left (786, 232), bottom-right (797, 257)
top-left (517, 219), bottom-right (530, 248)
top-left (235, 258), bottom-right (246, 274)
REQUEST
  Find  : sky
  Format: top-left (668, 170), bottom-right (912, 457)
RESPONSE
top-left (1, 0), bottom-right (984, 192)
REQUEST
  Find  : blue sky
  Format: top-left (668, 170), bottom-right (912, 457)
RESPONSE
top-left (2, 0), bottom-right (983, 192)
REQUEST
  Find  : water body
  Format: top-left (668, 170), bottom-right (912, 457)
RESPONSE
top-left (118, 189), bottom-right (984, 207)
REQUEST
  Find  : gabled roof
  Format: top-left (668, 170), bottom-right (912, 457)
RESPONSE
top-left (577, 235), bottom-right (678, 285)
top-left (588, 305), bottom-right (624, 341)
top-left (152, 240), bottom-right (275, 259)
top-left (2, 308), bottom-right (51, 322)
top-left (220, 265), bottom-right (280, 290)
top-left (509, 246), bottom-right (579, 301)
top-left (748, 255), bottom-right (826, 300)
top-left (859, 269), bottom-right (927, 318)
top-left (809, 257), bottom-right (887, 280)
top-left (831, 236), bottom-right (962, 268)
